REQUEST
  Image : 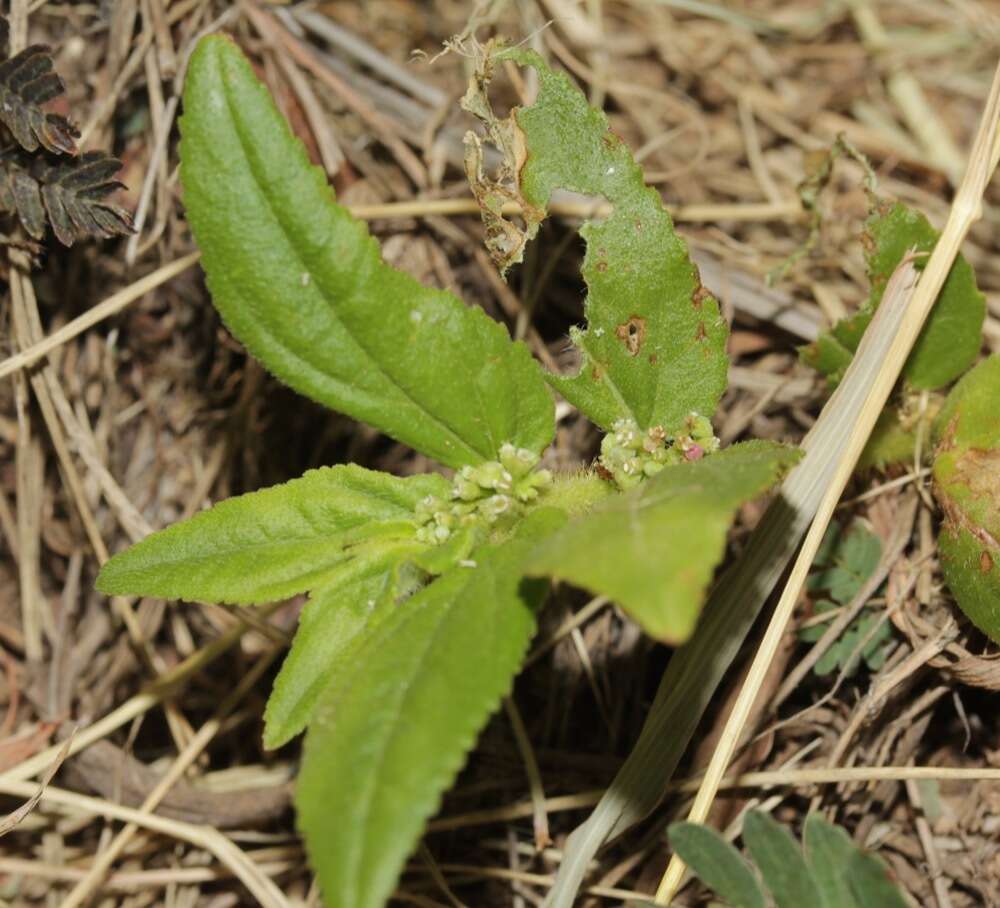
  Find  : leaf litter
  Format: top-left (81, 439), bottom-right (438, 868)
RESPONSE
top-left (2, 2), bottom-right (1000, 906)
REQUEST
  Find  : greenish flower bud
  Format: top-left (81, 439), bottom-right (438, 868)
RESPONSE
top-left (470, 461), bottom-right (506, 491)
top-left (453, 477), bottom-right (482, 501)
top-left (481, 494), bottom-right (512, 520)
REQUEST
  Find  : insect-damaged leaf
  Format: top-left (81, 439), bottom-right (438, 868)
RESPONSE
top-left (97, 465), bottom-right (448, 605)
top-left (801, 201), bottom-right (985, 390)
top-left (932, 355), bottom-right (1000, 642)
top-left (296, 509), bottom-right (563, 908)
top-left (526, 441), bottom-right (800, 642)
top-left (180, 37), bottom-right (554, 469)
top-left (463, 44), bottom-right (728, 435)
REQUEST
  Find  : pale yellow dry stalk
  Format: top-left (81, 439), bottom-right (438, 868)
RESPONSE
top-left (655, 59), bottom-right (1000, 905)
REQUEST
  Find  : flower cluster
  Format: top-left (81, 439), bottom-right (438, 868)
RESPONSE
top-left (599, 413), bottom-right (719, 489)
top-left (415, 443), bottom-right (552, 544)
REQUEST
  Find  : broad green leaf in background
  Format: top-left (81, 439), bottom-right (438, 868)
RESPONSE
top-left (180, 36), bottom-right (554, 469)
top-left (526, 442), bottom-right (800, 642)
top-left (742, 811), bottom-right (821, 908)
top-left (465, 45), bottom-right (729, 435)
top-left (96, 465), bottom-right (447, 604)
top-left (670, 813), bottom-right (910, 908)
top-left (668, 822), bottom-right (765, 908)
top-left (802, 201), bottom-right (984, 390)
top-left (262, 546), bottom-right (421, 749)
top-left (296, 509), bottom-right (564, 908)
top-left (847, 850), bottom-right (910, 908)
top-left (933, 355), bottom-right (1000, 642)
top-left (803, 813), bottom-right (861, 908)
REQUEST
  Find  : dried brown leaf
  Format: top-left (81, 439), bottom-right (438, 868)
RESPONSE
top-left (0, 42), bottom-right (79, 155)
top-left (0, 150), bottom-right (135, 245)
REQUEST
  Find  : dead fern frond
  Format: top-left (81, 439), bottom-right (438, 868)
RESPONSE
top-left (0, 42), bottom-right (80, 155)
top-left (0, 149), bottom-right (134, 246)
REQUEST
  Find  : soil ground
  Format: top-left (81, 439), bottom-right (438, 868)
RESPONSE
top-left (2, 1), bottom-right (1000, 905)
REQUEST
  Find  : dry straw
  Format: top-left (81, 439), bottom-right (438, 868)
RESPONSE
top-left (655, 58), bottom-right (1000, 905)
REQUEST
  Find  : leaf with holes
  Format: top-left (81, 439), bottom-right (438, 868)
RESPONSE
top-left (179, 36), bottom-right (554, 469)
top-left (463, 43), bottom-right (728, 435)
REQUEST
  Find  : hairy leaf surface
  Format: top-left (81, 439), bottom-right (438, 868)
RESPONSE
top-left (263, 548), bottom-right (420, 749)
top-left (526, 442), bottom-right (799, 642)
top-left (803, 814), bottom-right (861, 908)
top-left (96, 465), bottom-right (447, 604)
top-left (296, 509), bottom-right (564, 908)
top-left (743, 811), bottom-right (821, 908)
top-left (933, 355), bottom-right (1000, 641)
top-left (669, 822), bottom-right (765, 908)
top-left (467, 46), bottom-right (728, 434)
top-left (847, 849), bottom-right (909, 908)
top-left (801, 201), bottom-right (984, 390)
top-left (180, 37), bottom-right (553, 468)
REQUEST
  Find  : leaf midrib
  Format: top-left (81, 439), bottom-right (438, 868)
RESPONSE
top-left (217, 64), bottom-right (490, 466)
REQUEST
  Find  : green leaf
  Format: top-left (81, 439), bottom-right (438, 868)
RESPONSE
top-left (96, 465), bottom-right (447, 604)
top-left (742, 811), bottom-right (821, 908)
top-left (180, 36), bottom-right (553, 469)
top-left (802, 814), bottom-right (861, 908)
top-left (847, 850), bottom-right (909, 908)
top-left (933, 355), bottom-right (1000, 641)
top-left (263, 546), bottom-right (420, 749)
top-left (801, 201), bottom-right (985, 391)
top-left (857, 408), bottom-right (918, 472)
top-left (808, 522), bottom-right (881, 605)
top-left (669, 822), bottom-right (765, 908)
top-left (526, 441), bottom-right (800, 642)
top-left (466, 45), bottom-right (728, 434)
top-left (296, 509), bottom-right (564, 908)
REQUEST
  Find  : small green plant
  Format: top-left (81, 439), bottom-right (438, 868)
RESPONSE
top-left (669, 810), bottom-right (909, 908)
top-left (96, 35), bottom-right (800, 906)
top-left (800, 521), bottom-right (892, 676)
top-left (797, 159), bottom-right (999, 646)
top-left (0, 15), bottom-right (134, 246)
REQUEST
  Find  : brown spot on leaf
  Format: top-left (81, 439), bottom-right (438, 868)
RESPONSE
top-left (596, 261), bottom-right (608, 273)
top-left (981, 551), bottom-right (994, 574)
top-left (649, 353), bottom-right (658, 364)
top-left (695, 322), bottom-right (707, 342)
top-left (615, 316), bottom-right (646, 356)
top-left (692, 286), bottom-right (711, 310)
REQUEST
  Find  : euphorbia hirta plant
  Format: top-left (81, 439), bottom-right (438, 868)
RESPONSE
top-left (97, 35), bottom-right (798, 907)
